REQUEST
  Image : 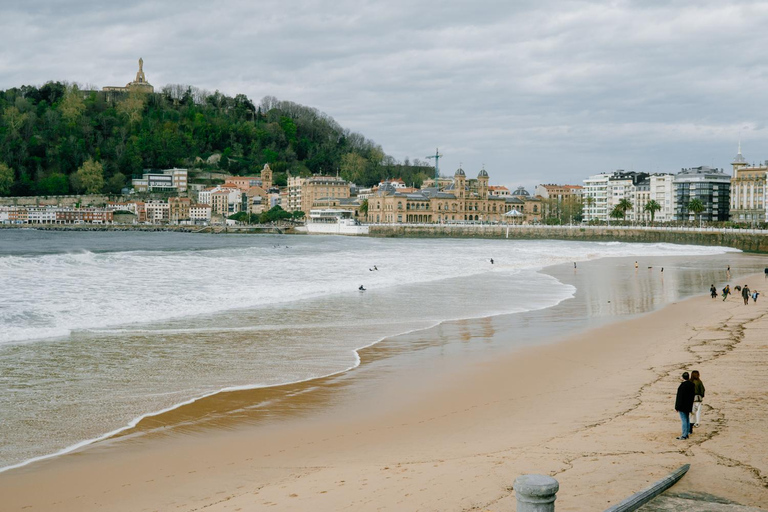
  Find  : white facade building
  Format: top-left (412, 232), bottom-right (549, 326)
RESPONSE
top-left (26, 207), bottom-right (58, 224)
top-left (189, 204), bottom-right (212, 223)
top-left (649, 174), bottom-right (676, 222)
top-left (132, 168), bottom-right (188, 193)
top-left (582, 174), bottom-right (609, 222)
top-left (145, 200), bottom-right (170, 223)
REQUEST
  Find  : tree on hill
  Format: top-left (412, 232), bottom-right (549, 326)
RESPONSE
top-left (70, 158), bottom-right (104, 194)
top-left (0, 162), bottom-right (14, 196)
top-left (0, 82), bottom-right (434, 194)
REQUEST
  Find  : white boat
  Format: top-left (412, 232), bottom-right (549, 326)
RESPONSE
top-left (303, 209), bottom-right (369, 235)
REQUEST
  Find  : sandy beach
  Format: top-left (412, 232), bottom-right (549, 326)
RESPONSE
top-left (2, 264), bottom-right (767, 511)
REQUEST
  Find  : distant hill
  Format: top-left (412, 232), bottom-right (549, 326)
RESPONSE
top-left (0, 83), bottom-right (433, 196)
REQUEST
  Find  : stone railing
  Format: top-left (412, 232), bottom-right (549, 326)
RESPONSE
top-left (367, 224), bottom-right (768, 253)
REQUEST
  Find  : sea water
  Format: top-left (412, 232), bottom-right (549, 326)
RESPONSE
top-left (0, 231), bottom-right (744, 470)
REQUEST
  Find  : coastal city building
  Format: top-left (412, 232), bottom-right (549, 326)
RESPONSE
top-left (189, 203), bottom-right (212, 223)
top-left (582, 173), bottom-right (610, 222)
top-left (366, 168), bottom-right (540, 224)
top-left (488, 185), bottom-right (511, 197)
top-left (0, 206), bottom-right (114, 224)
top-left (131, 168), bottom-right (188, 193)
top-left (674, 166), bottom-right (731, 222)
top-left (648, 174), bottom-right (677, 223)
top-left (168, 197), bottom-right (192, 223)
top-left (729, 145), bottom-right (767, 224)
top-left (210, 188), bottom-right (244, 216)
top-left (286, 175), bottom-right (351, 215)
top-left (144, 200), bottom-right (170, 223)
top-left (535, 184), bottom-right (583, 222)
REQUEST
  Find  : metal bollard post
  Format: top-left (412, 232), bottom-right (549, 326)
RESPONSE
top-left (513, 474), bottom-right (559, 512)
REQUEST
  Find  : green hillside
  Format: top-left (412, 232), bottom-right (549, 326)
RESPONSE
top-left (0, 83), bottom-right (432, 196)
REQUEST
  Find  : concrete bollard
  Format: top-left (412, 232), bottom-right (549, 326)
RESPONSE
top-left (513, 474), bottom-right (559, 512)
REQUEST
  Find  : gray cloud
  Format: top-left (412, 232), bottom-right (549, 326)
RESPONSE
top-left (2, 0), bottom-right (768, 189)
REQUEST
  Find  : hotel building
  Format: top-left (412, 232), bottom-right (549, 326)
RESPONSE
top-left (729, 145), bottom-right (767, 224)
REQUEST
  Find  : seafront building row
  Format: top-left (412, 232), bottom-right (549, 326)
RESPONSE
top-left (2, 145), bottom-right (766, 226)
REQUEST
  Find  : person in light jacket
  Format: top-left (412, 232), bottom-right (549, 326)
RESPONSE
top-left (690, 370), bottom-right (705, 428)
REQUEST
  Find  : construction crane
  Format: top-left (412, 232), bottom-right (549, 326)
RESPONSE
top-left (426, 148), bottom-right (443, 189)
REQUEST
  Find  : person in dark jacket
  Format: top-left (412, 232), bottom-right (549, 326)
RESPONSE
top-left (675, 372), bottom-right (696, 439)
top-left (710, 284), bottom-right (717, 299)
top-left (742, 285), bottom-right (751, 305)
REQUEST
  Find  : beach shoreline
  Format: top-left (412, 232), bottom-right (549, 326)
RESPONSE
top-left (2, 259), bottom-right (767, 511)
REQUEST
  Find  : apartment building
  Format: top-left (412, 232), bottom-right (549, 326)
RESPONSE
top-left (145, 200), bottom-right (170, 223)
top-left (674, 166), bottom-right (731, 222)
top-left (168, 197), bottom-right (192, 223)
top-left (648, 174), bottom-right (676, 222)
top-left (189, 204), bottom-right (212, 223)
top-left (582, 173), bottom-right (610, 222)
top-left (730, 145), bottom-right (767, 224)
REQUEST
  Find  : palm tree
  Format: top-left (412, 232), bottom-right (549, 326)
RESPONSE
top-left (583, 196), bottom-right (595, 222)
top-left (644, 200), bottom-right (662, 223)
top-left (610, 205), bottom-right (625, 222)
top-left (687, 198), bottom-right (705, 227)
top-left (617, 198), bottom-right (633, 222)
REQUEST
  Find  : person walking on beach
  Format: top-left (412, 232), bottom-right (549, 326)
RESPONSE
top-left (753, 290), bottom-right (760, 303)
top-left (675, 372), bottom-right (695, 440)
top-left (690, 370), bottom-right (705, 428)
top-left (710, 284), bottom-right (718, 299)
top-left (635, 261), bottom-right (639, 270)
top-left (742, 285), bottom-right (751, 305)
top-left (722, 284), bottom-right (730, 301)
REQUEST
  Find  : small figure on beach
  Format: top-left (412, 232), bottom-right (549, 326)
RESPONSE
top-left (490, 258), bottom-right (494, 265)
top-left (690, 370), bottom-right (705, 428)
top-left (675, 371), bottom-right (695, 440)
top-left (661, 267), bottom-right (664, 273)
top-left (710, 284), bottom-right (717, 299)
top-left (358, 285), bottom-right (366, 291)
top-left (574, 262), bottom-right (577, 269)
top-left (727, 265), bottom-right (731, 277)
top-left (374, 265), bottom-right (378, 271)
top-left (722, 284), bottom-right (730, 301)
top-left (742, 285), bottom-right (751, 305)
top-left (753, 291), bottom-right (760, 303)
top-left (635, 261), bottom-right (639, 269)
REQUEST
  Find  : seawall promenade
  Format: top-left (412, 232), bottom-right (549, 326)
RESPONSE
top-left (369, 224), bottom-right (768, 253)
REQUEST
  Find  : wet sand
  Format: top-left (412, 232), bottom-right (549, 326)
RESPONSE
top-left (2, 256), bottom-right (768, 511)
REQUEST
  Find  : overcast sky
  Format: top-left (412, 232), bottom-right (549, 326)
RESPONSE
top-left (3, 0), bottom-right (768, 189)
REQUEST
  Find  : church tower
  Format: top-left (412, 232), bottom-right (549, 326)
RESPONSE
top-left (731, 140), bottom-right (748, 175)
top-left (261, 163), bottom-right (273, 189)
top-left (454, 168), bottom-right (466, 199)
top-left (477, 168), bottom-right (489, 200)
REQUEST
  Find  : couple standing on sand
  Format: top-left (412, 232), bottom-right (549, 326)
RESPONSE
top-left (674, 370), bottom-right (706, 440)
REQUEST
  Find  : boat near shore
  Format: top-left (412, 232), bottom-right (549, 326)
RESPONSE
top-left (300, 208), bottom-right (369, 235)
